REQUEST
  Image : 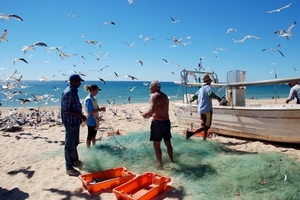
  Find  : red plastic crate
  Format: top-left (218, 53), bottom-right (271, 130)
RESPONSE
top-left (113, 172), bottom-right (171, 200)
top-left (79, 166), bottom-right (136, 194)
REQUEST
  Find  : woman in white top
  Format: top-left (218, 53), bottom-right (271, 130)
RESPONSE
top-left (84, 84), bottom-right (106, 148)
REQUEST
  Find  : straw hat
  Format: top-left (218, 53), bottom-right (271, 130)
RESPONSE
top-left (202, 74), bottom-right (212, 82)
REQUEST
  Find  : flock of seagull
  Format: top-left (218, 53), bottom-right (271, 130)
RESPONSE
top-left (0, 2), bottom-right (298, 130)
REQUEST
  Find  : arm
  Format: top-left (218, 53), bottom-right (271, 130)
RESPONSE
top-left (286, 88), bottom-right (295, 104)
top-left (142, 94), bottom-right (155, 118)
top-left (208, 90), bottom-right (221, 101)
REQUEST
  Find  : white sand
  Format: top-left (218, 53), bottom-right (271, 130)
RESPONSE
top-left (0, 100), bottom-right (299, 199)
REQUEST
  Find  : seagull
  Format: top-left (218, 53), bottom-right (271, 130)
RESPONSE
top-left (98, 65), bottom-right (109, 72)
top-left (144, 37), bottom-right (155, 45)
top-left (293, 67), bottom-right (298, 73)
top-left (67, 14), bottom-right (79, 18)
top-left (266, 3), bottom-right (292, 13)
top-left (124, 41), bottom-right (135, 47)
top-left (170, 16), bottom-right (181, 23)
top-left (214, 47), bottom-right (228, 51)
top-left (89, 51), bottom-right (102, 61)
top-left (125, 75), bottom-right (138, 80)
top-left (0, 29), bottom-right (8, 42)
top-left (275, 21), bottom-right (297, 40)
top-left (143, 82), bottom-right (149, 86)
top-left (114, 72), bottom-right (120, 77)
top-left (36, 75), bottom-right (49, 81)
top-left (12, 75), bottom-right (23, 82)
top-left (18, 98), bottom-right (30, 105)
top-left (0, 13), bottom-right (23, 21)
top-left (232, 35), bottom-right (261, 43)
top-left (85, 40), bottom-right (101, 47)
top-left (81, 32), bottom-right (85, 38)
top-left (128, 86), bottom-right (136, 92)
top-left (56, 48), bottom-right (77, 59)
top-left (226, 28), bottom-right (237, 34)
top-left (136, 60), bottom-right (143, 66)
top-left (97, 77), bottom-right (106, 84)
top-left (128, 0), bottom-right (133, 4)
top-left (22, 42), bottom-right (47, 54)
top-left (262, 48), bottom-right (284, 57)
top-left (13, 58), bottom-right (28, 65)
top-left (101, 21), bottom-right (116, 26)
top-left (162, 59), bottom-right (172, 64)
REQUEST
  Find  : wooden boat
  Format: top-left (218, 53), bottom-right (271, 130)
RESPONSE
top-left (174, 70), bottom-right (300, 144)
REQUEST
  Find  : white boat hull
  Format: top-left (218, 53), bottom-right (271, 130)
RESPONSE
top-left (174, 103), bottom-right (300, 144)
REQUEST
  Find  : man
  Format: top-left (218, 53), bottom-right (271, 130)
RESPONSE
top-left (285, 82), bottom-right (300, 104)
top-left (186, 74), bottom-right (221, 140)
top-left (142, 80), bottom-right (174, 169)
top-left (61, 74), bottom-right (87, 176)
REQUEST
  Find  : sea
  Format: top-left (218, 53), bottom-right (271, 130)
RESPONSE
top-left (0, 80), bottom-right (291, 108)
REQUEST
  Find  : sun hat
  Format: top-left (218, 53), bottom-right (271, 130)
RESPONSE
top-left (202, 74), bottom-right (212, 82)
top-left (69, 74), bottom-right (84, 82)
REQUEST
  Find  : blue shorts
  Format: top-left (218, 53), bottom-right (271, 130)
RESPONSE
top-left (150, 120), bottom-right (171, 142)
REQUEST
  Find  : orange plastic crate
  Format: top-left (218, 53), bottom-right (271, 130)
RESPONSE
top-left (79, 166), bottom-right (136, 194)
top-left (113, 172), bottom-right (171, 200)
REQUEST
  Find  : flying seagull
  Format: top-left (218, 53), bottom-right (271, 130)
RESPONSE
top-left (97, 77), bottom-right (106, 84)
top-left (293, 67), bottom-right (298, 73)
top-left (144, 37), bottom-right (155, 45)
top-left (226, 28), bottom-right (237, 34)
top-left (125, 75), bottom-right (138, 80)
top-left (262, 48), bottom-right (284, 57)
top-left (124, 41), bottom-right (135, 47)
top-left (136, 60), bottom-right (143, 66)
top-left (101, 21), bottom-right (115, 26)
top-left (266, 3), bottom-right (292, 14)
top-left (22, 42), bottom-right (47, 54)
top-left (275, 21), bottom-right (297, 40)
top-left (232, 35), bottom-right (261, 43)
top-left (0, 13), bottom-right (23, 21)
top-left (85, 40), bottom-right (101, 47)
top-left (13, 58), bottom-right (28, 65)
top-left (0, 29), bottom-right (8, 42)
top-left (170, 16), bottom-right (181, 23)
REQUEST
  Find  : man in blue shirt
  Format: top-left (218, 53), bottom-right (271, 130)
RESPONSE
top-left (61, 74), bottom-right (87, 176)
top-left (186, 74), bottom-right (221, 140)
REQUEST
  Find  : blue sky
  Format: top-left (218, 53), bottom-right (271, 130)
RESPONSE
top-left (0, 0), bottom-right (299, 82)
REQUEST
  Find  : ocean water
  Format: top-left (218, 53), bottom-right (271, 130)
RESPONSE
top-left (0, 80), bottom-right (291, 108)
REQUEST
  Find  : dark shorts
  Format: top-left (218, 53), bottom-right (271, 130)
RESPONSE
top-left (150, 120), bottom-right (171, 142)
top-left (87, 125), bottom-right (97, 140)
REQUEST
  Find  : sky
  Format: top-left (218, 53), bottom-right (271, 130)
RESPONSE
top-left (0, 0), bottom-right (299, 82)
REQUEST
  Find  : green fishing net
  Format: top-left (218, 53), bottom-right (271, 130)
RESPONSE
top-left (79, 131), bottom-right (300, 199)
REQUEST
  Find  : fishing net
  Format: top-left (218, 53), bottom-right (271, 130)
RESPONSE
top-left (79, 131), bottom-right (300, 199)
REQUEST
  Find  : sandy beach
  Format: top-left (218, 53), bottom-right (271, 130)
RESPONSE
top-left (1, 99), bottom-right (300, 199)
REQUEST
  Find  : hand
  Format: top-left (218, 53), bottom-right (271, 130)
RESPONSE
top-left (142, 113), bottom-right (149, 119)
top-left (99, 107), bottom-right (106, 112)
top-left (81, 114), bottom-right (87, 122)
top-left (285, 99), bottom-right (290, 104)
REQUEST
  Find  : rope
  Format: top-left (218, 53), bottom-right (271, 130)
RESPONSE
top-left (100, 112), bottom-right (125, 150)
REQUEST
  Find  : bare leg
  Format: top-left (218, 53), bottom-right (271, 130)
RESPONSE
top-left (164, 140), bottom-right (174, 162)
top-left (86, 139), bottom-right (91, 148)
top-left (153, 141), bottom-right (163, 168)
top-left (203, 129), bottom-right (208, 141)
top-left (92, 137), bottom-right (96, 146)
